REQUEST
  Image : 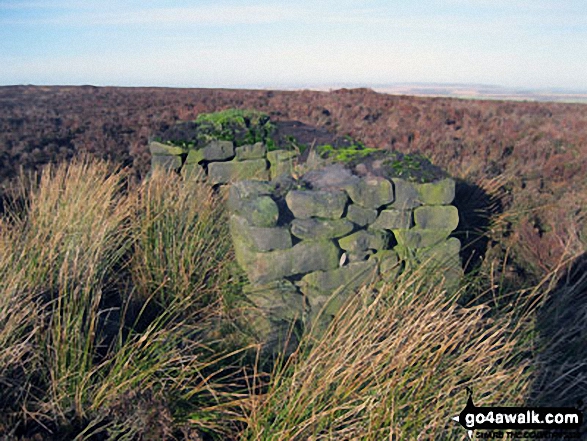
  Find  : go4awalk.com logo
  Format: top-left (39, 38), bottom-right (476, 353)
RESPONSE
top-left (451, 388), bottom-right (583, 439)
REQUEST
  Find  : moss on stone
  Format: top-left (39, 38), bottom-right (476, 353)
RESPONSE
top-left (379, 152), bottom-right (447, 183)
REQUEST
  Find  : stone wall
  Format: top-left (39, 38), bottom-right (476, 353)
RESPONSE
top-left (149, 140), bottom-right (299, 183)
top-left (227, 166), bottom-right (462, 347)
top-left (149, 139), bottom-right (462, 350)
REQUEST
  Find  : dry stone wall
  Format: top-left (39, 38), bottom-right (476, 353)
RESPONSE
top-left (149, 138), bottom-right (463, 350)
top-left (149, 140), bottom-right (299, 183)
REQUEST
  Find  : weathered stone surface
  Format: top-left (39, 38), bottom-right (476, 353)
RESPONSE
top-left (267, 150), bottom-right (298, 179)
top-left (389, 178), bottom-right (421, 209)
top-left (234, 195), bottom-right (279, 228)
top-left (300, 260), bottom-right (377, 297)
top-left (416, 237), bottom-right (461, 266)
top-left (370, 209), bottom-right (413, 230)
top-left (241, 280), bottom-right (305, 355)
top-left (151, 154), bottom-right (182, 171)
top-left (347, 250), bottom-right (373, 262)
top-left (230, 215), bottom-right (292, 252)
top-left (300, 260), bottom-right (377, 324)
top-left (270, 161), bottom-right (294, 180)
top-left (302, 164), bottom-right (357, 190)
top-left (338, 230), bottom-right (388, 252)
top-left (346, 204), bottom-right (377, 227)
top-left (184, 148), bottom-right (204, 164)
top-left (371, 250), bottom-right (401, 278)
top-left (180, 162), bottom-right (206, 180)
top-left (201, 140), bottom-right (235, 161)
top-left (343, 176), bottom-right (394, 209)
top-left (393, 228), bottom-right (451, 248)
top-left (285, 190), bottom-right (348, 219)
top-left (236, 142), bottom-right (267, 160)
top-left (149, 141), bottom-right (185, 156)
top-left (413, 205), bottom-right (459, 231)
top-left (414, 178), bottom-right (455, 205)
top-left (243, 240), bottom-right (341, 285)
top-left (267, 149), bottom-right (298, 164)
top-left (243, 280), bottom-right (307, 321)
top-left (290, 218), bottom-right (354, 240)
top-left (208, 159), bottom-right (269, 184)
top-left (227, 180), bottom-right (275, 212)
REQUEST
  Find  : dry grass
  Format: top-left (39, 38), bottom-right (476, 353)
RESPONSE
top-left (0, 157), bottom-right (585, 440)
top-left (241, 266), bottom-right (536, 440)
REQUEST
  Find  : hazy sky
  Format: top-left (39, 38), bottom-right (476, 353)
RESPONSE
top-left (1, 0), bottom-right (586, 90)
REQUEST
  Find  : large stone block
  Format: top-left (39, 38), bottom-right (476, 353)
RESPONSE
top-left (227, 180), bottom-right (275, 212)
top-left (416, 237), bottom-right (461, 266)
top-left (346, 204), bottom-right (377, 227)
top-left (243, 280), bottom-right (307, 322)
top-left (285, 190), bottom-right (348, 219)
top-left (241, 280), bottom-right (306, 354)
top-left (300, 260), bottom-right (377, 324)
top-left (389, 178), bottom-right (421, 209)
top-left (290, 218), bottom-right (354, 240)
top-left (267, 150), bottom-right (298, 179)
top-left (149, 141), bottom-right (186, 156)
top-left (236, 142), bottom-right (267, 160)
top-left (343, 176), bottom-right (394, 209)
top-left (208, 159), bottom-right (269, 185)
top-left (267, 149), bottom-right (298, 164)
top-left (413, 205), bottom-right (459, 231)
top-left (151, 154), bottom-right (182, 172)
top-left (230, 215), bottom-right (292, 252)
top-left (201, 140), bottom-right (235, 161)
top-left (302, 164), bottom-right (357, 190)
top-left (414, 178), bottom-right (455, 205)
top-left (233, 195), bottom-right (279, 228)
top-left (184, 148), bottom-right (204, 165)
top-left (300, 260), bottom-right (377, 298)
top-left (393, 227), bottom-right (451, 248)
top-left (180, 162), bottom-right (206, 180)
top-left (373, 250), bottom-right (401, 279)
top-left (370, 209), bottom-right (413, 230)
top-left (244, 240), bottom-right (341, 285)
top-left (270, 161), bottom-right (294, 180)
top-left (338, 230), bottom-right (388, 252)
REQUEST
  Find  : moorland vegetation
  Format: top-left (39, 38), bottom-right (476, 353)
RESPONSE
top-left (0, 86), bottom-right (586, 439)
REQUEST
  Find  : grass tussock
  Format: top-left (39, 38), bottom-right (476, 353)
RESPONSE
top-left (241, 268), bottom-right (535, 440)
top-left (0, 157), bottom-right (585, 440)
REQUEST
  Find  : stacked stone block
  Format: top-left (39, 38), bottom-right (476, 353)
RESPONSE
top-left (149, 141), bottom-right (463, 350)
top-left (149, 140), bottom-right (297, 184)
top-left (226, 165), bottom-right (462, 347)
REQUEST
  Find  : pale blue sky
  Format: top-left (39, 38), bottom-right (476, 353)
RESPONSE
top-left (1, 0), bottom-right (586, 90)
